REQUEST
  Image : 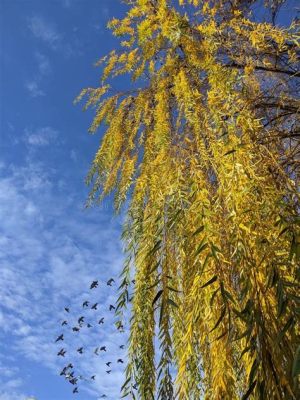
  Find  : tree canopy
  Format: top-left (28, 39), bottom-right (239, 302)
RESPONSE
top-left (77, 0), bottom-right (300, 398)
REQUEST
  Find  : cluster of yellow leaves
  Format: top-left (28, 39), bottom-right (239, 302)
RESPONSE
top-left (78, 0), bottom-right (300, 399)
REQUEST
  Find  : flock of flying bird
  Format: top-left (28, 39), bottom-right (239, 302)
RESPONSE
top-left (55, 278), bottom-right (127, 397)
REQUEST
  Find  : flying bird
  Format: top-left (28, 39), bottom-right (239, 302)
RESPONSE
top-left (100, 346), bottom-right (106, 352)
top-left (91, 375), bottom-right (96, 380)
top-left (78, 316), bottom-right (84, 325)
top-left (87, 323), bottom-right (93, 328)
top-left (57, 348), bottom-right (66, 357)
top-left (77, 347), bottom-right (83, 354)
top-left (106, 370), bottom-right (111, 374)
top-left (100, 395), bottom-right (107, 398)
top-left (98, 318), bottom-right (104, 324)
top-left (91, 303), bottom-right (98, 310)
top-left (107, 278), bottom-right (115, 286)
top-left (61, 320), bottom-right (68, 326)
top-left (69, 377), bottom-right (78, 385)
top-left (72, 327), bottom-right (80, 332)
top-left (119, 345), bottom-right (125, 349)
top-left (64, 307), bottom-right (70, 313)
top-left (60, 367), bottom-right (67, 376)
top-left (94, 347), bottom-right (99, 355)
top-left (82, 300), bottom-right (89, 308)
top-left (67, 363), bottom-right (73, 369)
top-left (116, 321), bottom-right (124, 331)
top-left (90, 280), bottom-right (98, 289)
top-left (106, 362), bottom-right (112, 367)
top-left (55, 334), bottom-right (64, 342)
top-left (109, 304), bottom-right (115, 311)
top-left (73, 387), bottom-right (78, 393)
top-left (117, 359), bottom-right (124, 364)
top-left (133, 384), bottom-right (137, 390)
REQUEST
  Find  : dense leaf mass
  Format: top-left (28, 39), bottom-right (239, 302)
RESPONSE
top-left (77, 0), bottom-right (300, 398)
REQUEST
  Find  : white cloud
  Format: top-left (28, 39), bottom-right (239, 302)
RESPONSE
top-left (24, 81), bottom-right (45, 98)
top-left (28, 16), bottom-right (61, 49)
top-left (0, 156), bottom-right (127, 399)
top-left (24, 126), bottom-right (58, 147)
top-left (35, 52), bottom-right (51, 76)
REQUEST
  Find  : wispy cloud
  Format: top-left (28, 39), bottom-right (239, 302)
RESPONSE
top-left (0, 154), bottom-right (127, 399)
top-left (24, 126), bottom-right (58, 147)
top-left (24, 80), bottom-right (45, 98)
top-left (28, 16), bottom-right (61, 50)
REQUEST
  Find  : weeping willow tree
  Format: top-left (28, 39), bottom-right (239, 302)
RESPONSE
top-left (77, 0), bottom-right (300, 398)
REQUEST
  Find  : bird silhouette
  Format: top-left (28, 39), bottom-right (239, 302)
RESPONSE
top-left (78, 316), bottom-right (84, 325)
top-left (69, 377), bottom-right (78, 385)
top-left (61, 320), bottom-right (68, 326)
top-left (109, 304), bottom-right (115, 311)
top-left (55, 334), bottom-right (64, 342)
top-left (73, 387), bottom-right (78, 393)
top-left (72, 327), bottom-right (80, 332)
top-left (117, 359), bottom-right (124, 363)
top-left (98, 317), bottom-right (104, 324)
top-left (67, 363), bottom-right (73, 369)
top-left (107, 278), bottom-right (115, 286)
top-left (100, 395), bottom-right (107, 398)
top-left (90, 280), bottom-right (98, 289)
top-left (100, 346), bottom-right (106, 352)
top-left (82, 300), bottom-right (89, 308)
top-left (106, 370), bottom-right (111, 374)
top-left (94, 347), bottom-right (99, 355)
top-left (60, 367), bottom-right (67, 376)
top-left (116, 321), bottom-right (124, 331)
top-left (87, 323), bottom-right (92, 328)
top-left (106, 362), bottom-right (112, 367)
top-left (64, 307), bottom-right (70, 313)
top-left (91, 375), bottom-right (96, 380)
top-left (119, 345), bottom-right (125, 349)
top-left (77, 347), bottom-right (83, 354)
top-left (133, 384), bottom-right (137, 390)
top-left (91, 303), bottom-right (98, 310)
top-left (57, 348), bottom-right (66, 357)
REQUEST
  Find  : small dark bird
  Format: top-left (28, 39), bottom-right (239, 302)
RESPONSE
top-left (100, 395), bottom-right (107, 398)
top-left (61, 320), bottom-right (68, 326)
top-left (78, 316), bottom-right (84, 325)
top-left (67, 363), bottom-right (73, 369)
top-left (109, 304), bottom-right (115, 311)
top-left (90, 280), bottom-right (98, 289)
top-left (69, 377), bottom-right (78, 385)
top-left (106, 362), bottom-right (112, 367)
top-left (132, 279), bottom-right (136, 284)
top-left (94, 347), bottom-right (99, 355)
top-left (82, 300), bottom-right (89, 308)
top-left (98, 318), bottom-right (104, 324)
top-left (57, 348), bottom-right (66, 357)
top-left (133, 384), bottom-right (137, 390)
top-left (77, 347), bottom-right (83, 354)
top-left (64, 307), bottom-right (70, 313)
top-left (55, 334), bottom-right (64, 342)
top-left (91, 375), bottom-right (96, 380)
top-left (91, 303), bottom-right (98, 310)
top-left (87, 323), bottom-right (92, 328)
top-left (107, 278), bottom-right (115, 286)
top-left (106, 370), bottom-right (111, 374)
top-left (72, 327), bottom-right (80, 332)
top-left (73, 387), bottom-right (78, 394)
top-left (66, 371), bottom-right (75, 379)
top-left (60, 367), bottom-right (67, 376)
top-left (117, 359), bottom-right (124, 364)
top-left (119, 345), bottom-right (125, 349)
top-left (100, 346), bottom-right (106, 352)
top-left (116, 321), bottom-right (124, 331)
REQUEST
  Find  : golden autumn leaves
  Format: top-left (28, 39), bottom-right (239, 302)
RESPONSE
top-left (77, 1), bottom-right (300, 399)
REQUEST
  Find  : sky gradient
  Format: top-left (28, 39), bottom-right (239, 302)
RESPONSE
top-left (1, 1), bottom-right (130, 399)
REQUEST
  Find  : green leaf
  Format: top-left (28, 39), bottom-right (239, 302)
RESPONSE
top-left (210, 306), bottom-right (226, 332)
top-left (153, 290), bottom-right (163, 306)
top-left (192, 225), bottom-right (204, 237)
top-left (249, 358), bottom-right (259, 384)
top-left (159, 300), bottom-right (165, 326)
top-left (242, 380), bottom-right (257, 400)
top-left (121, 377), bottom-right (131, 391)
top-left (167, 298), bottom-right (179, 308)
top-left (224, 149), bottom-right (236, 156)
top-left (277, 316), bottom-right (294, 342)
top-left (292, 345), bottom-right (300, 377)
top-left (195, 239), bottom-right (208, 257)
top-left (167, 286), bottom-right (182, 293)
top-left (201, 275), bottom-right (217, 289)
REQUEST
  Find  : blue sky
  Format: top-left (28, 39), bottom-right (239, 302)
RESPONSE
top-left (0, 1), bottom-right (130, 399)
